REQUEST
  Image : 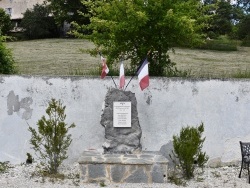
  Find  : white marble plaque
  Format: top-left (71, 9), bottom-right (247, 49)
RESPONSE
top-left (113, 102), bottom-right (131, 127)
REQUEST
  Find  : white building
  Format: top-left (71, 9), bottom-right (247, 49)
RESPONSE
top-left (0, 0), bottom-right (44, 20)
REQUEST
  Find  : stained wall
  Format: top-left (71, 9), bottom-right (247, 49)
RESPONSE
top-left (0, 75), bottom-right (249, 165)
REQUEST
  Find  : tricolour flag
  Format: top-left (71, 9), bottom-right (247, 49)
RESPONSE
top-left (137, 58), bottom-right (149, 91)
top-left (101, 56), bottom-right (109, 79)
top-left (119, 61), bottom-right (125, 89)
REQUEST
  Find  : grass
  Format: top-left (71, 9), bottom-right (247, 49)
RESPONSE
top-left (6, 38), bottom-right (250, 78)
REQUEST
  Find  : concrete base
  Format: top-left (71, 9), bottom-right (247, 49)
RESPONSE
top-left (78, 151), bottom-right (168, 183)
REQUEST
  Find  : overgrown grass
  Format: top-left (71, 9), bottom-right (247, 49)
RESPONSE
top-left (6, 38), bottom-right (250, 78)
top-left (232, 69), bottom-right (250, 78)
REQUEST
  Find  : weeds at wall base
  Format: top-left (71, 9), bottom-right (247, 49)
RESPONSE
top-left (0, 161), bottom-right (11, 173)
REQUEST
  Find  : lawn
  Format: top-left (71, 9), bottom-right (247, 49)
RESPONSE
top-left (6, 38), bottom-right (250, 78)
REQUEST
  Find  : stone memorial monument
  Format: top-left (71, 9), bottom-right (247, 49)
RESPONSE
top-left (78, 88), bottom-right (168, 183)
top-left (101, 88), bottom-right (142, 154)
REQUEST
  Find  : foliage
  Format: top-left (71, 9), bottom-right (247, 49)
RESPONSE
top-left (20, 3), bottom-right (59, 39)
top-left (196, 36), bottom-right (238, 51)
top-left (45, 0), bottom-right (89, 28)
top-left (238, 14), bottom-right (250, 40)
top-left (241, 37), bottom-right (250, 46)
top-left (235, 0), bottom-right (250, 14)
top-left (72, 0), bottom-right (205, 76)
top-left (0, 8), bottom-right (12, 35)
top-left (0, 161), bottom-right (10, 173)
top-left (0, 37), bottom-right (16, 74)
top-left (203, 0), bottom-right (244, 39)
top-left (28, 98), bottom-right (75, 174)
top-left (171, 122), bottom-right (209, 179)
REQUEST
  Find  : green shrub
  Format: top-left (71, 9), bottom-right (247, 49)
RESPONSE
top-left (0, 161), bottom-right (10, 173)
top-left (0, 39), bottom-right (16, 74)
top-left (197, 39), bottom-right (238, 51)
top-left (171, 122), bottom-right (209, 179)
top-left (0, 8), bottom-right (12, 35)
top-left (28, 98), bottom-right (76, 174)
top-left (241, 36), bottom-right (250, 47)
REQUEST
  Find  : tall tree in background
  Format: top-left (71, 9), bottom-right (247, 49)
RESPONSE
top-left (203, 0), bottom-right (245, 38)
top-left (20, 3), bottom-right (59, 39)
top-left (72, 0), bottom-right (205, 76)
top-left (212, 1), bottom-right (234, 35)
top-left (0, 8), bottom-right (12, 35)
top-left (238, 14), bottom-right (250, 43)
top-left (236, 0), bottom-right (250, 14)
top-left (45, 0), bottom-right (89, 32)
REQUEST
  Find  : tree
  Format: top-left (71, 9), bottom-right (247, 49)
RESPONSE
top-left (28, 99), bottom-right (75, 174)
top-left (236, 0), bottom-right (250, 14)
top-left (0, 36), bottom-right (16, 74)
top-left (73, 0), bottom-right (205, 76)
top-left (238, 14), bottom-right (250, 39)
top-left (0, 8), bottom-right (12, 35)
top-left (212, 1), bottom-right (233, 35)
top-left (45, 0), bottom-right (89, 30)
top-left (203, 0), bottom-right (245, 38)
top-left (20, 3), bottom-right (59, 39)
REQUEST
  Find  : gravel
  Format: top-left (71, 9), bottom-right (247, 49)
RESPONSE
top-left (1, 162), bottom-right (250, 188)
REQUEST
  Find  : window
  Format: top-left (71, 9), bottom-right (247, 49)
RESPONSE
top-left (5, 8), bottom-right (12, 16)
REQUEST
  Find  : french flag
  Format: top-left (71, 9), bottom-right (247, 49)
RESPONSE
top-left (101, 56), bottom-right (109, 79)
top-left (137, 58), bottom-right (149, 91)
top-left (119, 61), bottom-right (125, 89)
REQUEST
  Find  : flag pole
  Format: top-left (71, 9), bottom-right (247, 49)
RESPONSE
top-left (124, 50), bottom-right (151, 91)
top-left (124, 75), bottom-right (135, 91)
top-left (111, 75), bottom-right (118, 88)
top-left (99, 51), bottom-right (117, 88)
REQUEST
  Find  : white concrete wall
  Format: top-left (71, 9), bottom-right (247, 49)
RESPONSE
top-left (1, 75), bottom-right (250, 165)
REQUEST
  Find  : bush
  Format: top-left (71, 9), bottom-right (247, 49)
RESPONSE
top-left (171, 122), bottom-right (209, 179)
top-left (197, 39), bottom-right (238, 51)
top-left (0, 38), bottom-right (16, 74)
top-left (241, 36), bottom-right (250, 47)
top-left (28, 98), bottom-right (75, 174)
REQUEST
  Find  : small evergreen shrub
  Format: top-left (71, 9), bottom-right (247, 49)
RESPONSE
top-left (28, 98), bottom-right (75, 174)
top-left (171, 122), bottom-right (209, 179)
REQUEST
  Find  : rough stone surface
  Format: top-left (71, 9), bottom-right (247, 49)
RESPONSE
top-left (124, 167), bottom-right (148, 183)
top-left (111, 165), bottom-right (126, 182)
top-left (88, 164), bottom-right (106, 179)
top-left (152, 164), bottom-right (165, 183)
top-left (101, 88), bottom-right (142, 154)
top-left (78, 151), bottom-right (168, 183)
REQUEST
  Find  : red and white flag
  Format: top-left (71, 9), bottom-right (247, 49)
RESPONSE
top-left (137, 58), bottom-right (149, 91)
top-left (119, 61), bottom-right (125, 89)
top-left (101, 56), bottom-right (109, 79)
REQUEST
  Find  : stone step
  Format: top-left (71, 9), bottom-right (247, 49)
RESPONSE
top-left (78, 151), bottom-right (168, 183)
